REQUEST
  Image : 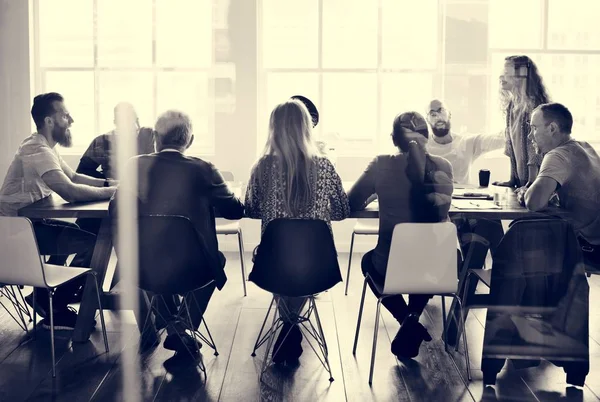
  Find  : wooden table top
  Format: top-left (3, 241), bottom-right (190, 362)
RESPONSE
top-left (17, 184), bottom-right (560, 221)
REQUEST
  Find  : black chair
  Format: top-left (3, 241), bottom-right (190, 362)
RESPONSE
top-left (474, 219), bottom-right (589, 386)
top-left (134, 215), bottom-right (220, 375)
top-left (249, 219), bottom-right (342, 382)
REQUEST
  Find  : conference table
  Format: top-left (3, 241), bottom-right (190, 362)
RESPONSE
top-left (17, 185), bottom-right (559, 343)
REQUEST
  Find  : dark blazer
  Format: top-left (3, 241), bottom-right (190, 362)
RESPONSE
top-left (110, 151), bottom-right (244, 290)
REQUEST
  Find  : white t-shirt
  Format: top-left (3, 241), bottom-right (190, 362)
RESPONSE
top-left (0, 133), bottom-right (66, 216)
top-left (426, 132), bottom-right (505, 184)
top-left (537, 140), bottom-right (600, 245)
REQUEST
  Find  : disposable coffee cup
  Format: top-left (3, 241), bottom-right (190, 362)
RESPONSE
top-left (479, 169), bottom-right (491, 187)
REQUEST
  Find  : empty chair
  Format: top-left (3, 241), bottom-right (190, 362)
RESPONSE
top-left (216, 171), bottom-right (247, 296)
top-left (249, 219), bottom-right (342, 382)
top-left (345, 219), bottom-right (378, 295)
top-left (0, 216), bottom-right (109, 378)
top-left (134, 215), bottom-right (221, 374)
top-left (352, 222), bottom-right (471, 384)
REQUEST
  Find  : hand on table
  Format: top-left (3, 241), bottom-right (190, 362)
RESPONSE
top-left (515, 186), bottom-right (527, 207)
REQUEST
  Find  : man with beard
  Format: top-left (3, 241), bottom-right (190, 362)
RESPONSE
top-left (0, 92), bottom-right (117, 330)
top-left (425, 99), bottom-right (505, 184)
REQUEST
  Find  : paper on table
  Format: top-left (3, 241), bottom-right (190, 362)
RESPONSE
top-left (451, 199), bottom-right (501, 210)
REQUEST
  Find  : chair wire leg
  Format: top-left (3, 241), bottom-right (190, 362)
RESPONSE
top-left (181, 298), bottom-right (206, 374)
top-left (187, 292), bottom-right (218, 355)
top-left (49, 290), bottom-right (56, 378)
top-left (32, 289), bottom-right (37, 339)
top-left (260, 297), bottom-right (281, 383)
top-left (251, 297), bottom-right (276, 356)
top-left (369, 299), bottom-right (382, 385)
top-left (311, 297), bottom-right (334, 382)
top-left (441, 295), bottom-right (448, 353)
top-left (454, 295), bottom-right (472, 381)
top-left (237, 230), bottom-right (247, 296)
top-left (352, 278), bottom-right (368, 355)
top-left (345, 232), bottom-right (356, 296)
top-left (92, 274), bottom-right (110, 353)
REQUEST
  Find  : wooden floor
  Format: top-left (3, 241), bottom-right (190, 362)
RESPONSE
top-left (0, 251), bottom-right (599, 402)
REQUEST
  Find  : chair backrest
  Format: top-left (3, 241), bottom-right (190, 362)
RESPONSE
top-left (135, 215), bottom-right (217, 294)
top-left (0, 217), bottom-right (48, 288)
top-left (220, 171), bottom-right (234, 182)
top-left (489, 218), bottom-right (584, 308)
top-left (383, 222), bottom-right (459, 295)
top-left (249, 219), bottom-right (342, 297)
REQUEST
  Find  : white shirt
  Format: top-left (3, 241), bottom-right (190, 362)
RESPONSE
top-left (426, 132), bottom-right (505, 184)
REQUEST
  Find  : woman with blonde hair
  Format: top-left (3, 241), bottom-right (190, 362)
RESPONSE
top-left (493, 55), bottom-right (550, 190)
top-left (245, 99), bottom-right (350, 364)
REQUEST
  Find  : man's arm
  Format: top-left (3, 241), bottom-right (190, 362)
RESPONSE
top-left (523, 176), bottom-right (558, 211)
top-left (471, 132), bottom-right (506, 160)
top-left (42, 170), bottom-right (116, 203)
top-left (347, 158), bottom-right (377, 212)
top-left (208, 165), bottom-right (244, 219)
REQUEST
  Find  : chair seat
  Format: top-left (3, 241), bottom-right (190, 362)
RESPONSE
top-left (216, 221), bottom-right (241, 235)
top-left (43, 264), bottom-right (91, 288)
top-left (353, 221), bottom-right (378, 235)
top-left (468, 268), bottom-right (492, 288)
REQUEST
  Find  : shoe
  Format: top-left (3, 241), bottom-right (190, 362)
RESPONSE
top-left (272, 323), bottom-right (303, 364)
top-left (41, 307), bottom-right (96, 331)
top-left (25, 293), bottom-right (47, 318)
top-left (164, 332), bottom-right (202, 354)
top-left (391, 314), bottom-right (432, 359)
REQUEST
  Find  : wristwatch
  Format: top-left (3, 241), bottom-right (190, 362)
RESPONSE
top-left (103, 179), bottom-right (110, 187)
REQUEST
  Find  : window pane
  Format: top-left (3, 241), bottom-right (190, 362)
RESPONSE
top-left (322, 73), bottom-right (377, 140)
top-left (156, 72), bottom-right (212, 150)
top-left (156, 0), bottom-right (212, 67)
top-left (44, 71), bottom-right (95, 151)
top-left (261, 0), bottom-right (318, 68)
top-left (259, 73), bottom-right (320, 149)
top-left (38, 0), bottom-right (93, 67)
top-left (489, 0), bottom-right (543, 49)
top-left (322, 0), bottom-right (377, 68)
top-left (548, 0), bottom-right (600, 50)
top-left (382, 0), bottom-right (438, 69)
top-left (97, 72), bottom-right (154, 133)
top-left (380, 73), bottom-right (433, 150)
top-left (445, 2), bottom-right (488, 65)
top-left (97, 0), bottom-right (153, 67)
top-left (443, 74), bottom-right (488, 134)
top-left (535, 54), bottom-right (600, 142)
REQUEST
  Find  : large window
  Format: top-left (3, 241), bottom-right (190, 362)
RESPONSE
top-left (258, 0), bottom-right (440, 156)
top-left (32, 0), bottom-right (217, 154)
top-left (260, 0), bottom-right (600, 156)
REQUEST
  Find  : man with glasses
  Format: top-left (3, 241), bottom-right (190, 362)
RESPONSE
top-left (0, 92), bottom-right (117, 330)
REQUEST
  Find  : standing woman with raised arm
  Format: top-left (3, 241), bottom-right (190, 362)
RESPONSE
top-left (493, 55), bottom-right (550, 191)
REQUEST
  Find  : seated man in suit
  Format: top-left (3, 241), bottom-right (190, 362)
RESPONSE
top-left (111, 109), bottom-right (244, 353)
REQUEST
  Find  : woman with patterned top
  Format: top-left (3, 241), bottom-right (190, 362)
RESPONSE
top-left (245, 99), bottom-right (350, 364)
top-left (348, 111), bottom-right (454, 359)
top-left (493, 55), bottom-right (550, 191)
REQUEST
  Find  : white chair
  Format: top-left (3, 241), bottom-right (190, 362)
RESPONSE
top-left (345, 220), bottom-right (378, 295)
top-left (352, 222), bottom-right (471, 384)
top-left (217, 171), bottom-right (247, 296)
top-left (0, 217), bottom-right (109, 378)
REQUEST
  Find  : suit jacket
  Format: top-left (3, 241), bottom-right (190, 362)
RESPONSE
top-left (110, 151), bottom-right (244, 290)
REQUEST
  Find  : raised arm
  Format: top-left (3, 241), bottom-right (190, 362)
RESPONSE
top-left (471, 132), bottom-right (506, 160)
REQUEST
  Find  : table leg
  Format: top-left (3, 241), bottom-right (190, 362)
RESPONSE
top-left (73, 217), bottom-right (113, 343)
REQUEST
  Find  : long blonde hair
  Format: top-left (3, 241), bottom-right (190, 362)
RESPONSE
top-left (260, 99), bottom-right (318, 215)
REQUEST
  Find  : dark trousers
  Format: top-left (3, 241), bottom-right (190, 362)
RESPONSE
top-left (32, 219), bottom-right (97, 312)
top-left (361, 250), bottom-right (432, 323)
top-left (154, 252), bottom-right (225, 332)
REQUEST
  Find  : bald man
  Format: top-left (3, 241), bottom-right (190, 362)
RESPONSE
top-left (425, 99), bottom-right (504, 184)
top-left (77, 102), bottom-right (155, 180)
